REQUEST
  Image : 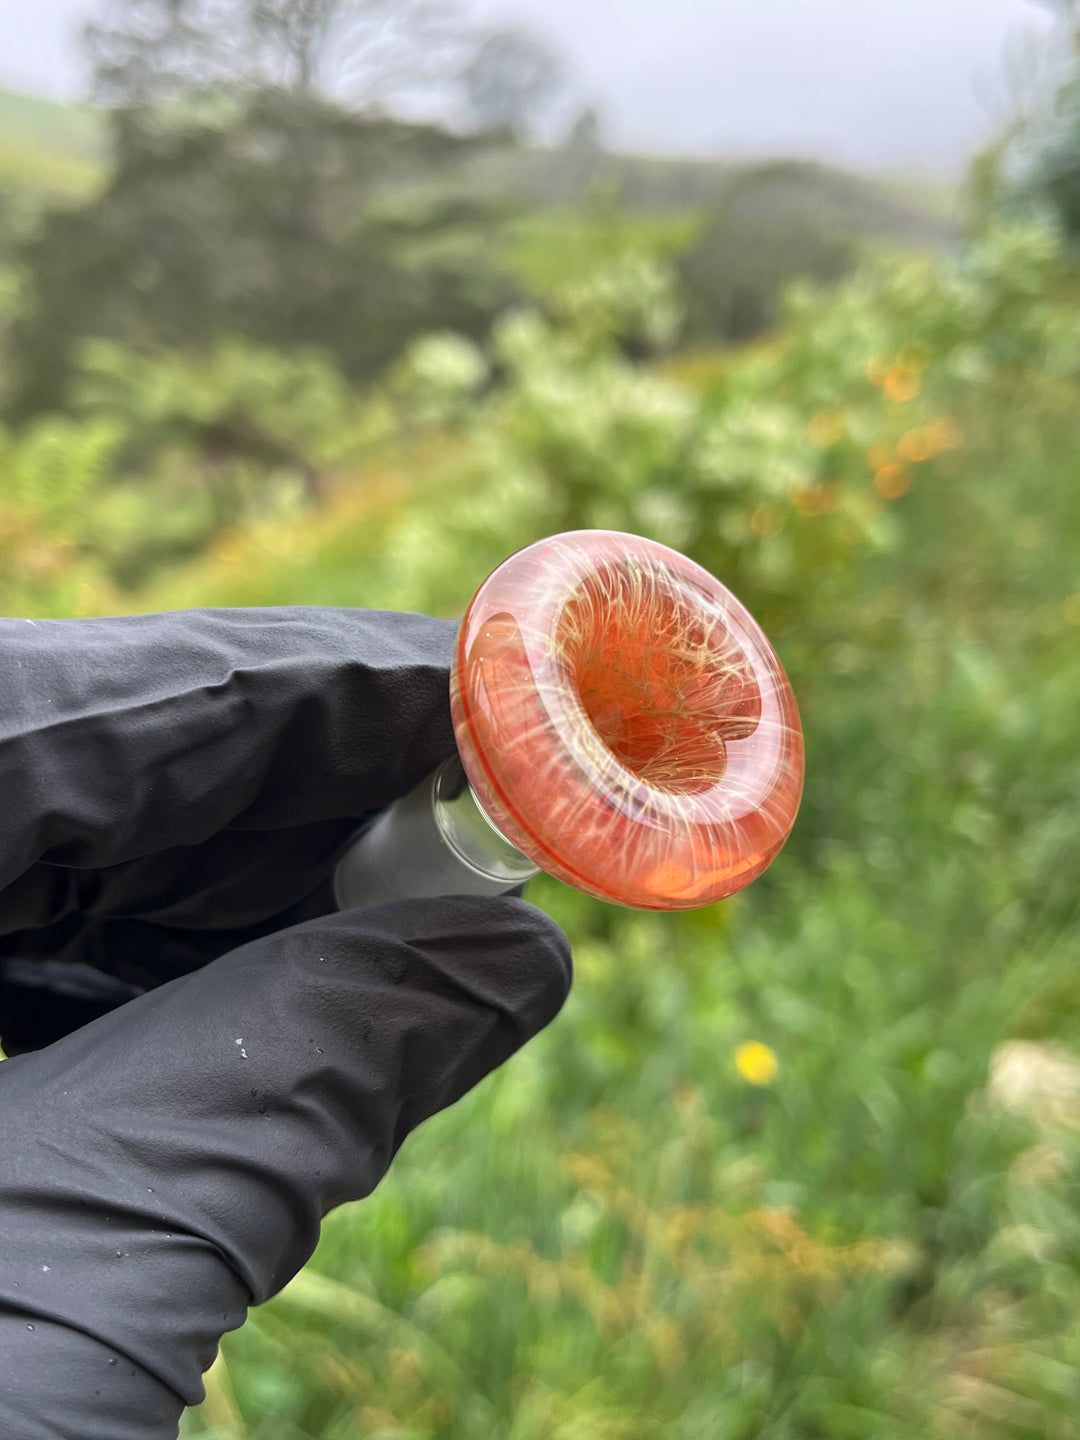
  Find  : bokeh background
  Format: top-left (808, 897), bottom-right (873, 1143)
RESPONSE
top-left (3, 1), bottom-right (1080, 1435)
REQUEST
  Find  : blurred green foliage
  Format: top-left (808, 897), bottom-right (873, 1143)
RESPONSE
top-left (0, 335), bottom-right (385, 602)
top-left (1029, 80), bottom-right (1080, 242)
top-left (981, 1), bottom-right (1080, 248)
top-left (3, 96), bottom-right (1080, 1438)
top-left (0, 82), bottom-right (958, 429)
top-left (0, 89), bottom-right (103, 199)
top-left (8, 94), bottom-right (514, 416)
top-left (678, 161), bottom-right (952, 345)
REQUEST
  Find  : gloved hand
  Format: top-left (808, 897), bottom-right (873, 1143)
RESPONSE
top-left (0, 608), bottom-right (572, 1439)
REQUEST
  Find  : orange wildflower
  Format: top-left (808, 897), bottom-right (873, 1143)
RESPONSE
top-left (875, 464), bottom-right (910, 500)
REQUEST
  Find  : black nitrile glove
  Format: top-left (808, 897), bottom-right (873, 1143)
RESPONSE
top-left (0, 609), bottom-right (572, 1438)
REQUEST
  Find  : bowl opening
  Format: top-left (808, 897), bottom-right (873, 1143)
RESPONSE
top-left (556, 558), bottom-right (762, 797)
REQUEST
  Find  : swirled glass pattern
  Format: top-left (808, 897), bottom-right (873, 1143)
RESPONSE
top-left (451, 531), bottom-right (804, 910)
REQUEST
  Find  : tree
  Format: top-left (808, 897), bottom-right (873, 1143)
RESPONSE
top-left (678, 164), bottom-right (860, 343)
top-left (85, 0), bottom-right (466, 109)
top-left (11, 94), bottom-right (516, 416)
top-left (1024, 1), bottom-right (1080, 241)
top-left (460, 29), bottom-right (567, 140)
top-left (565, 105), bottom-right (603, 153)
top-left (972, 1), bottom-right (1080, 242)
top-left (85, 0), bottom-right (246, 108)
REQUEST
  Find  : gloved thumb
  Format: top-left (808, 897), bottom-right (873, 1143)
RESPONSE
top-left (0, 895), bottom-right (571, 1439)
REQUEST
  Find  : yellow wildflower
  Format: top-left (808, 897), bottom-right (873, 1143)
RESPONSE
top-left (875, 464), bottom-right (910, 501)
top-left (807, 411), bottom-right (846, 448)
top-left (883, 367), bottom-right (921, 403)
top-left (897, 429), bottom-right (935, 464)
top-left (925, 416), bottom-right (963, 452)
top-left (735, 1041), bottom-right (779, 1087)
top-left (790, 481), bottom-right (838, 516)
top-left (750, 503), bottom-right (782, 537)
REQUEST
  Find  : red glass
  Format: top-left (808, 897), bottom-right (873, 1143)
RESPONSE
top-left (450, 531), bottom-right (804, 910)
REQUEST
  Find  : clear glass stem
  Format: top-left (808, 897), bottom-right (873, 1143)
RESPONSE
top-left (333, 755), bottom-right (539, 910)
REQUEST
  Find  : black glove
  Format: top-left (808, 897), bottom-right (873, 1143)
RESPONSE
top-left (0, 609), bottom-right (572, 1439)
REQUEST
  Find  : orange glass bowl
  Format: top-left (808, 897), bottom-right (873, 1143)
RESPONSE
top-left (450, 530), bottom-right (804, 910)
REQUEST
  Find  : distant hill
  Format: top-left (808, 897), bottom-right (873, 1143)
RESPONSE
top-left (0, 88), bottom-right (104, 197)
top-left (0, 89), bottom-right (103, 160)
top-left (0, 84), bottom-right (957, 235)
top-left (460, 143), bottom-right (953, 228)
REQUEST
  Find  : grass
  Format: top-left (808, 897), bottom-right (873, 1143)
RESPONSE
top-left (498, 206), bottom-right (705, 297)
top-left (0, 89), bottom-right (103, 162)
top-left (0, 88), bottom-right (103, 199)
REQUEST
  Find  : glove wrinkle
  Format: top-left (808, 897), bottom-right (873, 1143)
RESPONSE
top-left (0, 609), bottom-right (459, 896)
top-left (0, 607), bottom-right (461, 1047)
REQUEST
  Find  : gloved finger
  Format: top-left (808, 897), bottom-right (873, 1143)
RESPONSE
top-left (0, 820), bottom-right (371, 1051)
top-left (0, 608), bottom-right (459, 903)
top-left (1, 816), bottom-right (356, 947)
top-left (0, 1318), bottom-right (178, 1440)
top-left (0, 958), bottom-right (146, 1056)
top-left (0, 895), bottom-right (571, 1437)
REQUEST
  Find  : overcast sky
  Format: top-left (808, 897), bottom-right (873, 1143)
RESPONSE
top-left (0, 0), bottom-right (1060, 175)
